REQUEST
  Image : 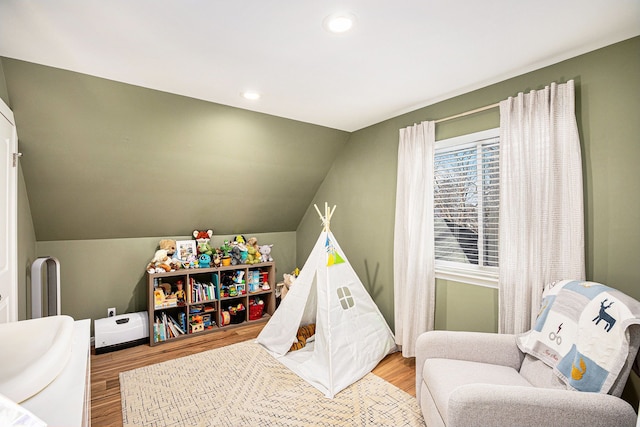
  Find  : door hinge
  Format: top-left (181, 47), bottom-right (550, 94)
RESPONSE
top-left (12, 152), bottom-right (22, 167)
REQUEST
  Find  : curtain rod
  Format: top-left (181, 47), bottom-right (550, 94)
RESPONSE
top-left (434, 102), bottom-right (500, 124)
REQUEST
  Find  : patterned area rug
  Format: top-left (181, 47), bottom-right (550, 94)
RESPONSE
top-left (120, 340), bottom-right (425, 427)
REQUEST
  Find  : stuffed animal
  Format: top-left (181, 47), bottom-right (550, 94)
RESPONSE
top-left (246, 236), bottom-right (259, 250)
top-left (230, 245), bottom-right (244, 265)
top-left (246, 245), bottom-right (261, 264)
top-left (259, 244), bottom-right (273, 262)
top-left (193, 230), bottom-right (214, 256)
top-left (280, 273), bottom-right (296, 300)
top-left (146, 249), bottom-right (172, 273)
top-left (159, 239), bottom-right (177, 257)
top-left (199, 253), bottom-right (212, 268)
top-left (289, 324), bottom-right (316, 352)
top-left (168, 258), bottom-right (182, 271)
top-left (212, 250), bottom-right (222, 267)
top-left (245, 237), bottom-right (261, 264)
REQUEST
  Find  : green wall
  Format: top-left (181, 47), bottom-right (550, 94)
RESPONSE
top-left (1, 58), bottom-right (350, 242)
top-left (0, 59), bottom-right (8, 105)
top-left (7, 35), bottom-right (640, 400)
top-left (298, 36), bottom-right (640, 333)
top-left (36, 232), bottom-right (296, 331)
top-left (17, 166), bottom-right (36, 320)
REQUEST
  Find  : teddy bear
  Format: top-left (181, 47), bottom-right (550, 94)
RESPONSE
top-left (146, 249), bottom-right (172, 273)
top-left (279, 273), bottom-right (296, 300)
top-left (259, 244), bottom-right (273, 262)
top-left (245, 237), bottom-right (262, 264)
top-left (158, 239), bottom-right (177, 257)
top-left (193, 229), bottom-right (214, 256)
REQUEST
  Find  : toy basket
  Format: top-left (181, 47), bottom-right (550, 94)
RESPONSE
top-left (229, 308), bottom-right (246, 324)
top-left (249, 304), bottom-right (264, 320)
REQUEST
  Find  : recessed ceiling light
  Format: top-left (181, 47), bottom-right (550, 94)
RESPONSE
top-left (242, 91), bottom-right (261, 100)
top-left (323, 12), bottom-right (356, 34)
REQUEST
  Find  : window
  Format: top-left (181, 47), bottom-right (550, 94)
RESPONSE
top-left (433, 128), bottom-right (499, 287)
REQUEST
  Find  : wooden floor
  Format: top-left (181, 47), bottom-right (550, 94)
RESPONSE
top-left (91, 322), bottom-right (416, 426)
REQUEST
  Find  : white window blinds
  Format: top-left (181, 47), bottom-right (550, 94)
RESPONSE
top-left (434, 129), bottom-right (499, 279)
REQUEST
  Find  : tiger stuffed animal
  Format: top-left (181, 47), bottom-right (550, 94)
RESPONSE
top-left (289, 323), bottom-right (316, 352)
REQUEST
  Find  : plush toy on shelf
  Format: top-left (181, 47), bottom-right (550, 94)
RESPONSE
top-left (245, 237), bottom-right (261, 264)
top-left (147, 239), bottom-right (181, 272)
top-left (259, 244), bottom-right (273, 263)
top-left (193, 229), bottom-right (215, 256)
top-left (146, 249), bottom-right (172, 273)
top-left (230, 245), bottom-right (244, 265)
top-left (159, 239), bottom-right (177, 257)
top-left (229, 237), bottom-right (248, 265)
top-left (212, 250), bottom-right (222, 267)
top-left (198, 253), bottom-right (212, 268)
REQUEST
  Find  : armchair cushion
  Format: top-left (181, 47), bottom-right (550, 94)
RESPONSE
top-left (447, 383), bottom-right (637, 427)
top-left (422, 358), bottom-right (532, 423)
top-left (518, 354), bottom-right (566, 389)
top-left (415, 330), bottom-right (524, 401)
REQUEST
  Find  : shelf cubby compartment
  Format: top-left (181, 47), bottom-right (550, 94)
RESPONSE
top-left (153, 307), bottom-right (188, 343)
top-left (188, 272), bottom-right (219, 303)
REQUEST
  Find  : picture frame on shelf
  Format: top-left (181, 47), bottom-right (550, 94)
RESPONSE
top-left (176, 240), bottom-right (197, 262)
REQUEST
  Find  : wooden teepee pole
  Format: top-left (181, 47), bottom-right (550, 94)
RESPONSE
top-left (314, 202), bottom-right (336, 232)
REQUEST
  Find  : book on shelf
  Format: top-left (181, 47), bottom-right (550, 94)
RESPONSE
top-left (179, 311), bottom-right (187, 332)
top-left (154, 312), bottom-right (186, 342)
top-left (154, 316), bottom-right (165, 342)
top-left (213, 274), bottom-right (220, 299)
top-left (190, 278), bottom-right (218, 303)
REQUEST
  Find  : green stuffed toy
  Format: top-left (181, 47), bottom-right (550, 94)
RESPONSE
top-left (245, 237), bottom-right (261, 264)
top-left (193, 230), bottom-right (214, 256)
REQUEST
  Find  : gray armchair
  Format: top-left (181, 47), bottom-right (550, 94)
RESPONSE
top-left (416, 329), bottom-right (640, 427)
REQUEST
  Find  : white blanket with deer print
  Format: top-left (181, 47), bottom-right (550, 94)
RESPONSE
top-left (517, 280), bottom-right (640, 393)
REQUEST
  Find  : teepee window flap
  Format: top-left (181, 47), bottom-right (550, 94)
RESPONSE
top-left (337, 286), bottom-right (355, 310)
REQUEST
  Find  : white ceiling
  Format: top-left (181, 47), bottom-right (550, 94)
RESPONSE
top-left (1, 1), bottom-right (638, 131)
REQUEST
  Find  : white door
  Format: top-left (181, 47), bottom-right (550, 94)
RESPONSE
top-left (0, 99), bottom-right (17, 323)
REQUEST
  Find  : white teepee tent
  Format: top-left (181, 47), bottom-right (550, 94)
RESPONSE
top-left (257, 204), bottom-right (397, 398)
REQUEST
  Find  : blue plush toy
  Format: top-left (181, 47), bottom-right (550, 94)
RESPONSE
top-left (198, 253), bottom-right (211, 268)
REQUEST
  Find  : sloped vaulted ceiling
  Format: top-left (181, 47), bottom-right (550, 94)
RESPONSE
top-left (2, 59), bottom-right (349, 241)
top-left (1, 1), bottom-right (638, 241)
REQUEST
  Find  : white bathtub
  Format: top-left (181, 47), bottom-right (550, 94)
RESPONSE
top-left (0, 315), bottom-right (74, 403)
top-left (20, 319), bottom-right (91, 427)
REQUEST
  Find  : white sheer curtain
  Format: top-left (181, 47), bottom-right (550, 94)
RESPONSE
top-left (393, 121), bottom-right (436, 357)
top-left (498, 80), bottom-right (585, 334)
